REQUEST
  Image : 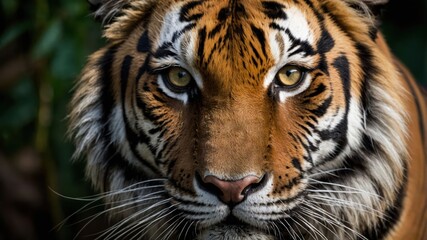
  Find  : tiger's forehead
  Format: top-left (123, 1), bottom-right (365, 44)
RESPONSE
top-left (151, 0), bottom-right (317, 92)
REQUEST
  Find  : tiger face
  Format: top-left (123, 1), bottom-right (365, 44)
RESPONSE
top-left (70, 0), bottom-right (426, 239)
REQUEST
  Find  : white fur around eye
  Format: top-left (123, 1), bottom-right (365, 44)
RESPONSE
top-left (276, 73), bottom-right (312, 102)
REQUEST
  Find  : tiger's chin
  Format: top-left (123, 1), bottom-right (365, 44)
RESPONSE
top-left (197, 224), bottom-right (275, 240)
top-left (196, 215), bottom-right (284, 240)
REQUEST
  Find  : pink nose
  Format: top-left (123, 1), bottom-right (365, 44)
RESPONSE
top-left (203, 175), bottom-right (262, 204)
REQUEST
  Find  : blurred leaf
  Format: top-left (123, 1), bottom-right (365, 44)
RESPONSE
top-left (32, 19), bottom-right (63, 59)
top-left (1, 0), bottom-right (18, 16)
top-left (51, 38), bottom-right (81, 81)
top-left (0, 77), bottom-right (38, 153)
top-left (0, 77), bottom-right (37, 128)
top-left (0, 22), bottom-right (30, 49)
top-left (62, 0), bottom-right (87, 16)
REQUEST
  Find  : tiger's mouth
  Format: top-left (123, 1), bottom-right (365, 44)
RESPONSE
top-left (223, 215), bottom-right (245, 225)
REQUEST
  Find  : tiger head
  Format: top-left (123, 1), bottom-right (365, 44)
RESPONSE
top-left (70, 0), bottom-right (411, 239)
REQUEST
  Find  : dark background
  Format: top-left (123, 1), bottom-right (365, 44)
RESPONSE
top-left (0, 0), bottom-right (426, 239)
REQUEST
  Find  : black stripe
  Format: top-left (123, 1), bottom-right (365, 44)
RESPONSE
top-left (302, 0), bottom-right (324, 22)
top-left (396, 61), bottom-right (426, 147)
top-left (172, 23), bottom-right (197, 42)
top-left (104, 145), bottom-right (162, 189)
top-left (305, 83), bottom-right (326, 98)
top-left (179, 1), bottom-right (203, 22)
top-left (361, 133), bottom-right (380, 154)
top-left (291, 158), bottom-right (303, 172)
top-left (197, 27), bottom-right (207, 62)
top-left (317, 56), bottom-right (351, 160)
top-left (297, 123), bottom-right (312, 136)
top-left (99, 47), bottom-right (117, 118)
top-left (98, 47), bottom-right (118, 146)
top-left (357, 43), bottom-right (380, 126)
top-left (249, 41), bottom-right (261, 59)
top-left (309, 96), bottom-right (332, 117)
top-left (120, 56), bottom-right (139, 148)
top-left (332, 56), bottom-right (351, 104)
top-left (137, 31), bottom-right (150, 53)
top-left (269, 22), bottom-right (285, 31)
top-left (101, 54), bottom-right (162, 184)
top-left (315, 29), bottom-right (334, 74)
top-left (120, 55), bottom-right (133, 97)
top-left (218, 7), bottom-right (231, 21)
top-left (136, 95), bottom-right (164, 123)
top-left (154, 42), bottom-right (177, 59)
top-left (285, 29), bottom-right (315, 57)
top-left (262, 1), bottom-right (287, 20)
top-left (361, 162), bottom-right (408, 240)
top-left (317, 28), bottom-right (335, 54)
top-left (136, 55), bottom-right (151, 83)
top-left (208, 23), bottom-right (224, 39)
top-left (250, 25), bottom-right (268, 58)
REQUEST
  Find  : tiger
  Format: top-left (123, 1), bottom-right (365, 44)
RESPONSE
top-left (69, 0), bottom-right (427, 239)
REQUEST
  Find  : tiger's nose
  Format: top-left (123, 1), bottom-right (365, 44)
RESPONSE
top-left (200, 175), bottom-right (265, 204)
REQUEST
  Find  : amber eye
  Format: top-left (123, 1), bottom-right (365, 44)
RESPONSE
top-left (275, 65), bottom-right (305, 88)
top-left (164, 67), bottom-right (193, 92)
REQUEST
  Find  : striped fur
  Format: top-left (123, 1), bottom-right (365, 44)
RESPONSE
top-left (69, 0), bottom-right (427, 239)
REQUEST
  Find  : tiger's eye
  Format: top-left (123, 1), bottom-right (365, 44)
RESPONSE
top-left (167, 67), bottom-right (192, 90)
top-left (276, 66), bottom-right (304, 87)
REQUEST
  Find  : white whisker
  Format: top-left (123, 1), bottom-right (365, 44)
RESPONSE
top-left (96, 198), bottom-right (172, 240)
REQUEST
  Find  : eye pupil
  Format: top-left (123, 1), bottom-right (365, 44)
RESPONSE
top-left (178, 71), bottom-right (187, 78)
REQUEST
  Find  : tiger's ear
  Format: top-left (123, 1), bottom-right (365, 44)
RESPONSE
top-left (87, 0), bottom-right (131, 24)
top-left (352, 0), bottom-right (389, 39)
top-left (360, 0), bottom-right (388, 5)
top-left (361, 0), bottom-right (389, 15)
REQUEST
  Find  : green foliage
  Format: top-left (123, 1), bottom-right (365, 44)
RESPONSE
top-left (381, 0), bottom-right (427, 85)
top-left (0, 77), bottom-right (38, 153)
top-left (0, 0), bottom-right (103, 239)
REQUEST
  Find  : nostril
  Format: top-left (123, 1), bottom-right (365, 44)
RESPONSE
top-left (195, 173), bottom-right (223, 197)
top-left (243, 173), bottom-right (268, 196)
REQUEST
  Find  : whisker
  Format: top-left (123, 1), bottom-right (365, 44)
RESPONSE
top-left (96, 198), bottom-right (172, 240)
top-left (177, 218), bottom-right (191, 240)
top-left (277, 218), bottom-right (296, 240)
top-left (163, 214), bottom-right (186, 240)
top-left (307, 178), bottom-right (383, 199)
top-left (291, 215), bottom-right (316, 240)
top-left (128, 204), bottom-right (181, 240)
top-left (52, 179), bottom-right (166, 201)
top-left (296, 212), bottom-right (328, 240)
top-left (298, 206), bottom-right (340, 239)
top-left (283, 217), bottom-right (302, 240)
top-left (185, 220), bottom-right (196, 240)
top-left (73, 192), bottom-right (166, 238)
top-left (306, 189), bottom-right (372, 195)
top-left (156, 214), bottom-right (184, 240)
top-left (307, 195), bottom-right (384, 217)
top-left (307, 168), bottom-right (353, 178)
top-left (54, 183), bottom-right (166, 231)
top-left (302, 202), bottom-right (368, 240)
